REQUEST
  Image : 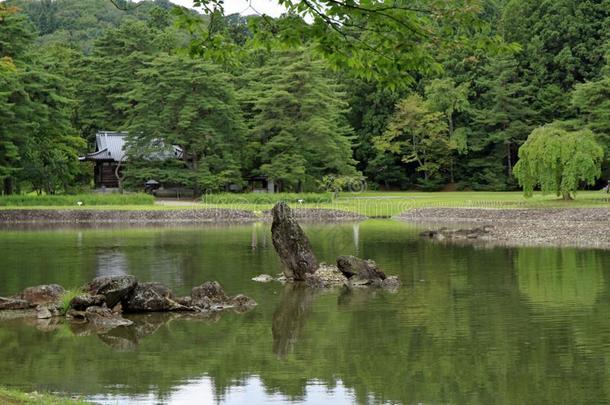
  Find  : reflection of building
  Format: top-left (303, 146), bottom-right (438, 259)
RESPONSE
top-left (95, 249), bottom-right (128, 277)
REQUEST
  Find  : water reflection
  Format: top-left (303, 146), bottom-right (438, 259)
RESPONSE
top-left (272, 284), bottom-right (317, 358)
top-left (516, 248), bottom-right (604, 309)
top-left (95, 249), bottom-right (129, 277)
top-left (1, 222), bottom-right (610, 404)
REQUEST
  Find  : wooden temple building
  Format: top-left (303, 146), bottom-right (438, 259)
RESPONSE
top-left (79, 131), bottom-right (182, 189)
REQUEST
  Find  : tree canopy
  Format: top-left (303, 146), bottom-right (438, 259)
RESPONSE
top-left (1, 0), bottom-right (609, 195)
top-left (513, 126), bottom-right (604, 200)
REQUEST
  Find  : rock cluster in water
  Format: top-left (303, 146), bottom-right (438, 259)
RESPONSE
top-left (419, 226), bottom-right (494, 241)
top-left (265, 202), bottom-right (401, 290)
top-left (0, 276), bottom-right (256, 332)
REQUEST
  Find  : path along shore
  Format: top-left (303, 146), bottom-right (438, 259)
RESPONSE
top-left (0, 208), bottom-right (364, 225)
top-left (399, 207), bottom-right (610, 250)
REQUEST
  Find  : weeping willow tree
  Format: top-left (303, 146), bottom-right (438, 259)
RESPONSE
top-left (513, 125), bottom-right (603, 200)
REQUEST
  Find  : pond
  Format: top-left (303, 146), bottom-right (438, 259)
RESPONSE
top-left (1, 220), bottom-right (610, 404)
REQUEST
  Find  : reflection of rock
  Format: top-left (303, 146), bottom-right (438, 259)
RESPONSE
top-left (84, 306), bottom-right (133, 332)
top-left (22, 284), bottom-right (65, 306)
top-left (0, 297), bottom-right (32, 310)
top-left (0, 308), bottom-right (37, 320)
top-left (272, 284), bottom-right (316, 358)
top-left (34, 316), bottom-right (63, 332)
top-left (271, 202), bottom-right (318, 281)
top-left (97, 332), bottom-right (138, 352)
top-left (97, 312), bottom-right (225, 351)
top-left (86, 275), bottom-right (137, 307)
top-left (36, 305), bottom-right (60, 319)
top-left (337, 286), bottom-right (378, 307)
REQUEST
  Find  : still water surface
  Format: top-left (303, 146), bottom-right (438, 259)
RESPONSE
top-left (0, 220), bottom-right (609, 404)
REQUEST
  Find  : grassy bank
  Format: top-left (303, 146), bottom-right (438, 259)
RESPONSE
top-left (0, 387), bottom-right (88, 404)
top-left (1, 191), bottom-right (609, 217)
top-left (0, 193), bottom-right (154, 207)
top-left (206, 191), bottom-right (610, 217)
top-left (202, 192), bottom-right (333, 204)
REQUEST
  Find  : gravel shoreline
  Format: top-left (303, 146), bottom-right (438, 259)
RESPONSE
top-left (0, 208), bottom-right (364, 225)
top-left (399, 208), bottom-right (610, 249)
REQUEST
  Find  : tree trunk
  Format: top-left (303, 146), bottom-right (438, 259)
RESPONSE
top-left (506, 142), bottom-right (512, 178)
top-left (562, 192), bottom-right (573, 201)
top-left (450, 157), bottom-right (455, 184)
top-left (3, 177), bottom-right (13, 195)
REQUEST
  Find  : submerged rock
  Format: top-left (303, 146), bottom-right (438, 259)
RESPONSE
top-left (252, 274), bottom-right (275, 283)
top-left (230, 294), bottom-right (257, 310)
top-left (271, 202), bottom-right (318, 281)
top-left (381, 276), bottom-right (401, 290)
top-left (22, 284), bottom-right (65, 306)
top-left (420, 226), bottom-right (493, 241)
top-left (124, 282), bottom-right (178, 313)
top-left (86, 275), bottom-right (137, 307)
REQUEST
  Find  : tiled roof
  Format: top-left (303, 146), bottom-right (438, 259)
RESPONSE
top-left (96, 131), bottom-right (127, 161)
top-left (80, 132), bottom-right (183, 162)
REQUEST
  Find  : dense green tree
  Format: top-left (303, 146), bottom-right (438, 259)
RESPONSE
top-left (513, 125), bottom-right (603, 200)
top-left (344, 80), bottom-right (407, 188)
top-left (0, 4), bottom-right (84, 194)
top-left (425, 78), bottom-right (470, 183)
top-left (125, 54), bottom-right (245, 192)
top-left (571, 52), bottom-right (610, 151)
top-left (7, 0), bottom-right (174, 52)
top-left (2, 0), bottom-right (610, 194)
top-left (470, 56), bottom-right (536, 184)
top-left (75, 19), bottom-right (161, 143)
top-left (239, 49), bottom-right (357, 191)
top-left (177, 0), bottom-right (515, 89)
top-left (374, 95), bottom-right (449, 189)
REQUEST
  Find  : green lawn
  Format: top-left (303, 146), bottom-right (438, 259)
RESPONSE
top-left (0, 387), bottom-right (88, 404)
top-left (0, 193), bottom-right (154, 207)
top-left (1, 191), bottom-right (609, 218)
top-left (202, 190), bottom-right (610, 217)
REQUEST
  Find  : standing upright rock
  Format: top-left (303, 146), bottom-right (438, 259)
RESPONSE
top-left (271, 202), bottom-right (318, 281)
